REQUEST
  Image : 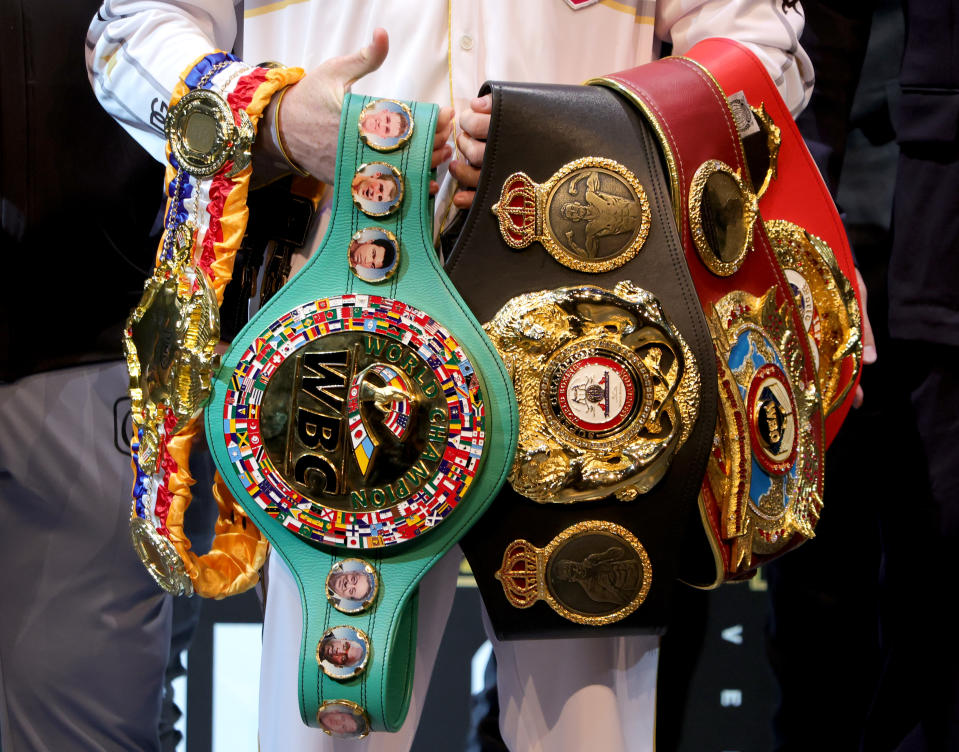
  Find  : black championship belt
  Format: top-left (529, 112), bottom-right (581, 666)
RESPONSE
top-left (446, 82), bottom-right (718, 638)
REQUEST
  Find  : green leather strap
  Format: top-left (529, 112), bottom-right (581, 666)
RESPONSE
top-left (205, 94), bottom-right (517, 733)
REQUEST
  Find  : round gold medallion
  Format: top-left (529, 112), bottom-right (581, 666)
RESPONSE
top-left (351, 162), bottom-right (404, 217)
top-left (316, 625), bottom-right (371, 680)
top-left (317, 699), bottom-right (371, 739)
top-left (357, 99), bottom-right (414, 152)
top-left (495, 521), bottom-right (652, 626)
top-left (493, 157), bottom-right (651, 273)
top-left (347, 227), bottom-right (400, 284)
top-left (129, 516), bottom-right (193, 596)
top-left (540, 339), bottom-right (654, 451)
top-left (221, 294), bottom-right (487, 549)
top-left (165, 88), bottom-right (254, 178)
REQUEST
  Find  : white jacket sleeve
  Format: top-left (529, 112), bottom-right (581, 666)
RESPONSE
top-left (86, 0), bottom-right (239, 163)
top-left (657, 0), bottom-right (814, 116)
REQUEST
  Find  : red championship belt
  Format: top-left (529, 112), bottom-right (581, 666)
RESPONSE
top-left (685, 38), bottom-right (864, 445)
top-left (594, 56), bottom-right (827, 585)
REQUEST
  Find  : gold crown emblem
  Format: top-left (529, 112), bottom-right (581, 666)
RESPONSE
top-left (494, 539), bottom-right (541, 609)
top-left (492, 172), bottom-right (539, 249)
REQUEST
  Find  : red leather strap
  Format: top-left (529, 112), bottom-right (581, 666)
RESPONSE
top-left (598, 56), bottom-right (825, 582)
top-left (685, 38), bottom-right (862, 443)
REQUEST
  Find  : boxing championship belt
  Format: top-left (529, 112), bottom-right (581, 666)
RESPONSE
top-left (595, 56), bottom-right (828, 586)
top-left (685, 38), bottom-right (863, 445)
top-left (204, 94), bottom-right (517, 735)
top-left (446, 82), bottom-right (718, 637)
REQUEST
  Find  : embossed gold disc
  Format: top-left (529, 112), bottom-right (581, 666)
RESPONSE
top-left (259, 332), bottom-right (447, 513)
top-left (495, 520), bottom-right (651, 626)
top-left (220, 294), bottom-right (487, 549)
top-left (492, 157), bottom-right (651, 273)
top-left (165, 88), bottom-right (254, 178)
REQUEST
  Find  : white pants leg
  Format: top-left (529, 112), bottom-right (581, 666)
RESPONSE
top-left (486, 606), bottom-right (659, 752)
top-left (258, 547), bottom-right (461, 751)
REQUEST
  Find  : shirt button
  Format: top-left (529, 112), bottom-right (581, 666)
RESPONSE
top-left (460, 34), bottom-right (474, 51)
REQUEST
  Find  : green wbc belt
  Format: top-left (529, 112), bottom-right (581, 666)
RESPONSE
top-left (205, 94), bottom-right (517, 737)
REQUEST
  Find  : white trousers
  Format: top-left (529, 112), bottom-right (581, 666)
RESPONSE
top-left (259, 550), bottom-right (658, 752)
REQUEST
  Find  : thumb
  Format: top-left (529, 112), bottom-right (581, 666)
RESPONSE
top-left (327, 27), bottom-right (390, 90)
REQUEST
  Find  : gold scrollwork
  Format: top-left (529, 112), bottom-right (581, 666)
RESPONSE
top-left (485, 281), bottom-right (699, 503)
top-left (165, 88), bottom-right (254, 178)
top-left (495, 520), bottom-right (652, 626)
top-left (124, 223), bottom-right (220, 473)
top-left (688, 160), bottom-right (758, 277)
top-left (492, 157), bottom-right (651, 273)
top-left (765, 219), bottom-right (863, 415)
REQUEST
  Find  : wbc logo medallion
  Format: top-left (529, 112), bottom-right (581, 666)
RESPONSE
top-left (220, 294), bottom-right (487, 549)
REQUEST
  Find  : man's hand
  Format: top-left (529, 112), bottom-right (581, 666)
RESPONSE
top-left (256, 28), bottom-right (454, 193)
top-left (430, 106), bottom-right (454, 194)
top-left (853, 268), bottom-right (877, 408)
top-left (449, 94), bottom-right (492, 208)
top-left (272, 28), bottom-right (390, 184)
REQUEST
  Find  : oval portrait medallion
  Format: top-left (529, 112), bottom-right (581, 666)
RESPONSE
top-left (493, 157), bottom-right (651, 273)
top-left (544, 523), bottom-right (651, 623)
top-left (494, 520), bottom-right (652, 626)
top-left (688, 160), bottom-right (757, 277)
top-left (220, 295), bottom-right (486, 548)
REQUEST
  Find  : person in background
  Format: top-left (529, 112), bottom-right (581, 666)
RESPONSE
top-left (0, 1), bottom-right (212, 749)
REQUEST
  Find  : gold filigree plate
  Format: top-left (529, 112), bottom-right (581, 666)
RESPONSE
top-left (124, 223), bottom-right (220, 473)
top-left (704, 287), bottom-right (823, 573)
top-left (492, 157), bottom-right (651, 273)
top-left (495, 520), bottom-right (651, 626)
top-left (129, 515), bottom-right (194, 596)
top-left (688, 160), bottom-right (758, 277)
top-left (485, 281), bottom-right (699, 503)
top-left (165, 88), bottom-right (254, 178)
top-left (765, 219), bottom-right (862, 414)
